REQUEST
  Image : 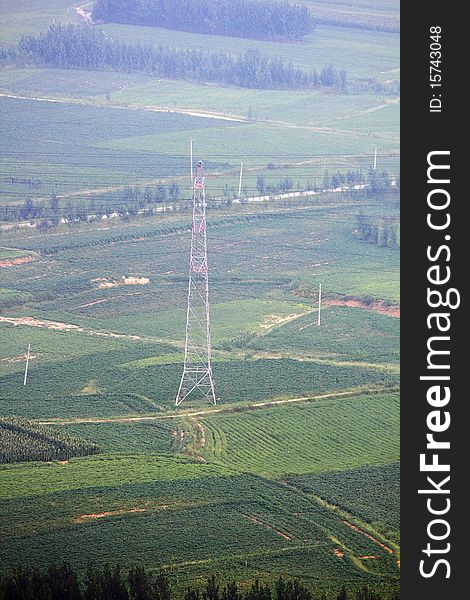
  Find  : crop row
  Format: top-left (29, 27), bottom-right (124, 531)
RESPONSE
top-left (0, 463), bottom-right (398, 585)
top-left (202, 392), bottom-right (399, 476)
top-left (0, 416), bottom-right (99, 463)
top-left (286, 463), bottom-right (400, 540)
top-left (0, 350), bottom-right (399, 419)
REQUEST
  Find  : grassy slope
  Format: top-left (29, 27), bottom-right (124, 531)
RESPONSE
top-left (287, 462), bottom-right (400, 540)
top-left (0, 460), bottom-right (398, 590)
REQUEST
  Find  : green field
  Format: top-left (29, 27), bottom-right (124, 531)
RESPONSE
top-left (0, 0), bottom-right (81, 46)
top-left (0, 247), bottom-right (31, 260)
top-left (287, 463), bottom-right (400, 541)
top-left (0, 0), bottom-right (399, 594)
top-left (0, 459), bottom-right (398, 592)
top-left (0, 395), bottom-right (399, 590)
top-left (0, 201), bottom-right (400, 591)
top-left (0, 87), bottom-right (398, 204)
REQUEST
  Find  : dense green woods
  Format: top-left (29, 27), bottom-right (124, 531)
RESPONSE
top-left (0, 417), bottom-right (100, 463)
top-left (0, 564), bottom-right (398, 600)
top-left (19, 24), bottom-right (346, 90)
top-left (92, 0), bottom-right (315, 40)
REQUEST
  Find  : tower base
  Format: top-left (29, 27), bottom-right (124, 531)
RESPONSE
top-left (175, 367), bottom-right (217, 406)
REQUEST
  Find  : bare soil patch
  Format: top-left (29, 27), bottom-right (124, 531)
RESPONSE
top-left (240, 513), bottom-right (293, 541)
top-left (73, 508), bottom-right (146, 524)
top-left (327, 299), bottom-right (400, 318)
top-left (0, 256), bottom-right (35, 268)
top-left (342, 520), bottom-right (393, 554)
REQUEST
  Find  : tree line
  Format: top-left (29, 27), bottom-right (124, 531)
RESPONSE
top-left (1, 168), bottom-right (396, 231)
top-left (0, 563), bottom-right (399, 600)
top-left (19, 24), bottom-right (347, 91)
top-left (355, 213), bottom-right (400, 249)
top-left (0, 417), bottom-right (100, 464)
top-left (0, 180), bottom-right (182, 228)
top-left (93, 0), bottom-right (315, 41)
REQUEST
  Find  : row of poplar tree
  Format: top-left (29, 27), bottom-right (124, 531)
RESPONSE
top-left (18, 24), bottom-right (347, 91)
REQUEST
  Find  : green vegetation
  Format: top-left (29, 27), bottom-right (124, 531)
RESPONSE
top-left (0, 454), bottom-right (229, 500)
top-left (98, 22), bottom-right (399, 82)
top-left (0, 247), bottom-right (31, 260)
top-left (201, 392), bottom-right (399, 476)
top-left (304, 0), bottom-right (399, 33)
top-left (0, 0), bottom-right (80, 46)
top-left (0, 564), bottom-right (399, 599)
top-left (19, 24), bottom-right (344, 91)
top-left (0, 287), bottom-right (34, 310)
top-left (93, 0), bottom-right (315, 41)
top-left (0, 455), bottom-right (399, 591)
top-left (0, 96), bottom-right (230, 204)
top-left (0, 416), bottom-right (99, 463)
top-left (287, 463), bottom-right (400, 541)
top-left (0, 207), bottom-right (399, 423)
top-left (355, 214), bottom-right (400, 249)
top-left (0, 0), bottom-right (399, 592)
top-left (248, 307), bottom-right (399, 364)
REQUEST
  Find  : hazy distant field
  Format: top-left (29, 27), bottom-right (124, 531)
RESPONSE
top-left (0, 0), bottom-right (399, 206)
top-left (0, 0), bottom-right (399, 593)
top-left (0, 96), bottom-right (236, 202)
top-left (0, 1), bottom-right (80, 45)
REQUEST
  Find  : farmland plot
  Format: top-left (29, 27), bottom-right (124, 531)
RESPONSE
top-left (0, 456), bottom-right (399, 589)
top-left (0, 97), bottom-right (235, 201)
top-left (201, 392), bottom-right (399, 476)
top-left (0, 1), bottom-right (399, 592)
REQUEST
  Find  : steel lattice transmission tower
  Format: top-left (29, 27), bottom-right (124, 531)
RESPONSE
top-left (176, 160), bottom-right (217, 406)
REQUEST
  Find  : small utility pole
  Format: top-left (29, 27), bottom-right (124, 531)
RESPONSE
top-left (238, 162), bottom-right (244, 198)
top-left (373, 147), bottom-right (378, 171)
top-left (317, 283), bottom-right (322, 326)
top-left (189, 138), bottom-right (194, 182)
top-left (23, 343), bottom-right (31, 386)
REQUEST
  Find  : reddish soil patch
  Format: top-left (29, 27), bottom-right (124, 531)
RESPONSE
top-left (195, 421), bottom-right (206, 448)
top-left (0, 256), bottom-right (35, 268)
top-left (327, 299), bottom-right (400, 318)
top-left (342, 520), bottom-right (394, 554)
top-left (334, 548), bottom-right (344, 558)
top-left (73, 508), bottom-right (146, 523)
top-left (240, 513), bottom-right (293, 541)
top-left (359, 555), bottom-right (378, 560)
